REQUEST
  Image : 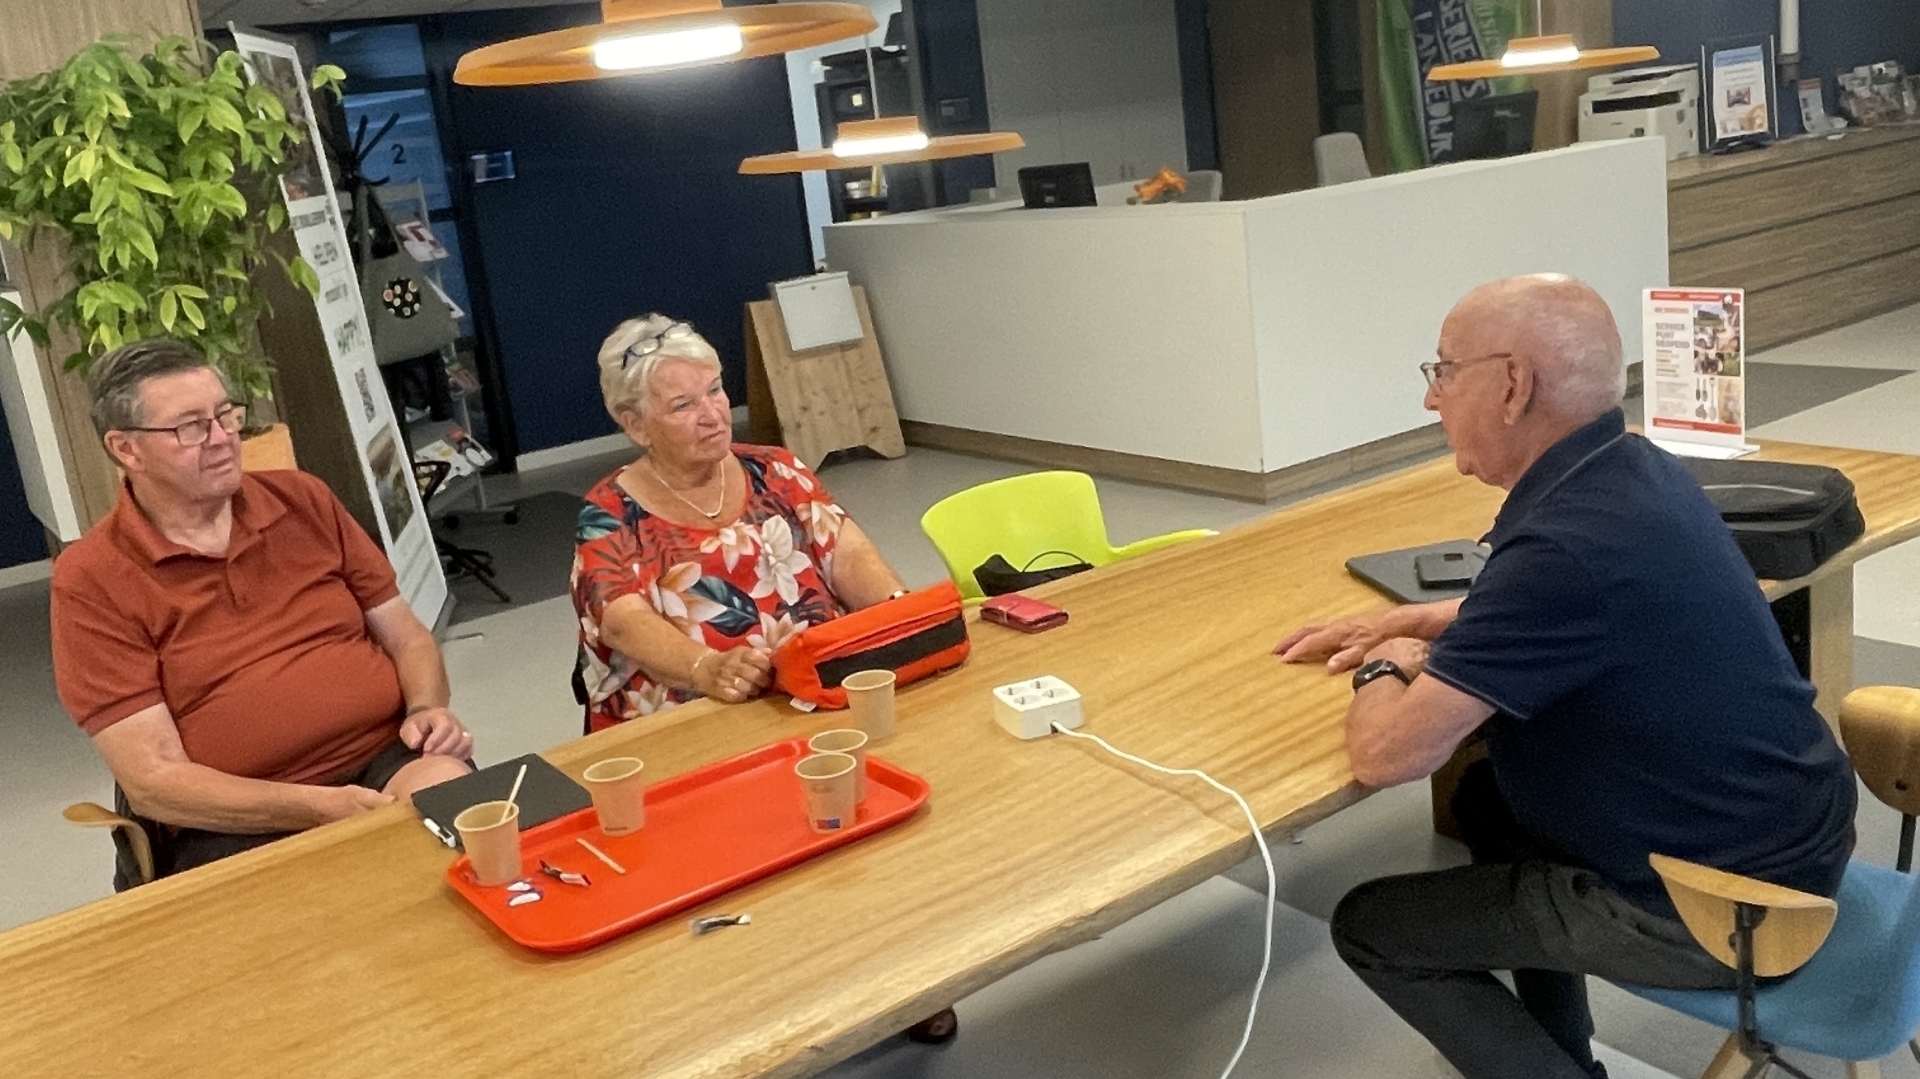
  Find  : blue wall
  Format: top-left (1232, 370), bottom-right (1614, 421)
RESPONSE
top-left (0, 405), bottom-right (49, 569)
top-left (423, 4), bottom-right (814, 454)
top-left (1614, 0), bottom-right (1920, 128)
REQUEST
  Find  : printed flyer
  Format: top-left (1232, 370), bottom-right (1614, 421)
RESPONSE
top-left (1643, 288), bottom-right (1756, 459)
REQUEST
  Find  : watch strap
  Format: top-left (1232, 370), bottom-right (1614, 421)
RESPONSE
top-left (1351, 658), bottom-right (1411, 691)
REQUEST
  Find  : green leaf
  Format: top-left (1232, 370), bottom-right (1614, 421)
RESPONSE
top-left (287, 255), bottom-right (320, 297)
top-left (61, 147), bottom-right (93, 186)
top-left (158, 287), bottom-right (178, 331)
top-left (127, 222), bottom-right (158, 266)
top-left (206, 183), bottom-right (247, 218)
top-left (204, 98), bottom-right (245, 137)
top-left (266, 200), bottom-right (286, 232)
top-left (309, 64), bottom-right (347, 100)
top-left (173, 283), bottom-right (208, 300)
top-left (179, 294), bottom-right (205, 330)
top-left (177, 104), bottom-right (204, 143)
top-left (221, 295), bottom-right (237, 315)
top-left (122, 168), bottom-right (171, 196)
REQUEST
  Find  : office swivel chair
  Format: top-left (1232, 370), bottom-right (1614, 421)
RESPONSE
top-left (1314, 133), bottom-right (1372, 186)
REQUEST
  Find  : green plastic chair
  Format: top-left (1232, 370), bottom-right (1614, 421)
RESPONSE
top-left (919, 471), bottom-right (1216, 602)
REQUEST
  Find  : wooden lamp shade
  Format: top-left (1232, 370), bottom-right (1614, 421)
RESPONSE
top-left (454, 0), bottom-right (877, 86)
top-left (1427, 32), bottom-right (1659, 82)
top-left (739, 117), bottom-right (1025, 175)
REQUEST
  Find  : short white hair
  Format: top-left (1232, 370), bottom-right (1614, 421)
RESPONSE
top-left (596, 313), bottom-right (722, 422)
top-left (1529, 297), bottom-right (1627, 419)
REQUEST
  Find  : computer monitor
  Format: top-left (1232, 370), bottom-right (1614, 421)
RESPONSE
top-left (1452, 91), bottom-right (1539, 161)
top-left (1018, 163), bottom-right (1097, 209)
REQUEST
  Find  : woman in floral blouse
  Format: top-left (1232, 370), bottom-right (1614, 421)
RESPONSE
top-left (571, 314), bottom-right (908, 732)
top-left (570, 314), bottom-right (957, 1044)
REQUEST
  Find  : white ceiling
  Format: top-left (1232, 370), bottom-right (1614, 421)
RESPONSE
top-left (202, 0), bottom-right (585, 32)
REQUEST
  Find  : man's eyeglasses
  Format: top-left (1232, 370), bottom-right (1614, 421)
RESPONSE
top-left (123, 404), bottom-right (246, 447)
top-left (621, 320), bottom-right (695, 371)
top-left (1420, 352), bottom-right (1512, 390)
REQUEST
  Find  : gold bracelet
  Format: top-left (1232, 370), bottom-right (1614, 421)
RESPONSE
top-left (690, 648), bottom-right (718, 683)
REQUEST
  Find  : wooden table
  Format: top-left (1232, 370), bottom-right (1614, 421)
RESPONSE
top-left (6, 439), bottom-right (1918, 1079)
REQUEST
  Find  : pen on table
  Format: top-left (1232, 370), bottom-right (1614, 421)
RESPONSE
top-left (422, 817), bottom-right (457, 848)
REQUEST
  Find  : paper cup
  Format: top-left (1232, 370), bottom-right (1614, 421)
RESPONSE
top-left (796, 751), bottom-right (859, 833)
top-left (842, 669), bottom-right (897, 741)
top-left (583, 756), bottom-right (647, 836)
top-left (808, 728), bottom-right (870, 803)
top-left (454, 800), bottom-right (522, 887)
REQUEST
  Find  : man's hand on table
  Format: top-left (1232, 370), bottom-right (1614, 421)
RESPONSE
top-left (1275, 611), bottom-right (1402, 673)
top-left (1275, 599), bottom-right (1463, 674)
top-left (400, 707), bottom-right (473, 757)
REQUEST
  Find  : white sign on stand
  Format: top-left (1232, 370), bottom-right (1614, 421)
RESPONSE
top-left (1643, 287), bottom-right (1757, 460)
top-left (232, 28), bottom-right (447, 624)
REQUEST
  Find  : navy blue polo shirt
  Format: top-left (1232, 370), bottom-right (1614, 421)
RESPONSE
top-left (1424, 409), bottom-right (1855, 918)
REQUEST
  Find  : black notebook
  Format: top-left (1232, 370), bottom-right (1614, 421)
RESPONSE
top-left (412, 754), bottom-right (592, 851)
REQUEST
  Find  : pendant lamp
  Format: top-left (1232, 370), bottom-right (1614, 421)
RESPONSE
top-left (1426, 0), bottom-right (1657, 82)
top-left (738, 46), bottom-right (1023, 174)
top-left (739, 116), bottom-right (1025, 173)
top-left (454, 0), bottom-right (878, 87)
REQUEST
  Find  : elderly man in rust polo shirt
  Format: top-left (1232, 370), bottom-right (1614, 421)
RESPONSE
top-left (51, 339), bottom-right (474, 890)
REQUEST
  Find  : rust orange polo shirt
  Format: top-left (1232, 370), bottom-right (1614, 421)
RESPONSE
top-left (51, 470), bottom-right (406, 785)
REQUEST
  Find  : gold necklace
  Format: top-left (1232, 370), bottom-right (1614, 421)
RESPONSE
top-left (644, 457), bottom-right (727, 519)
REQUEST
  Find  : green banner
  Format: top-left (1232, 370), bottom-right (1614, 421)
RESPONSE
top-left (1376, 0), bottom-right (1531, 171)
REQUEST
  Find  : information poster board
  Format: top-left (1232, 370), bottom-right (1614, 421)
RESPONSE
top-left (1703, 40), bottom-right (1776, 150)
top-left (1643, 288), bottom-right (1756, 459)
top-left (231, 28), bottom-right (447, 623)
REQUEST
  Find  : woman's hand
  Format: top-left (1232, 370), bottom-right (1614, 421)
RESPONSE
top-left (692, 646), bottom-right (773, 703)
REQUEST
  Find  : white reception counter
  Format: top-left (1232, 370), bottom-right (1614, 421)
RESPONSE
top-left (821, 138), bottom-right (1669, 500)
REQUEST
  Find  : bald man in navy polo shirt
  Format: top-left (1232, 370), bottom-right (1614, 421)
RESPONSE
top-left (1276, 274), bottom-right (1855, 1079)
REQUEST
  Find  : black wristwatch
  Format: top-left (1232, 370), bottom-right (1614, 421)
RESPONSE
top-left (1351, 658), bottom-right (1412, 692)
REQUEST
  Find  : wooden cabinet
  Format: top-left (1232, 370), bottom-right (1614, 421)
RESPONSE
top-left (1668, 126), bottom-right (1920, 351)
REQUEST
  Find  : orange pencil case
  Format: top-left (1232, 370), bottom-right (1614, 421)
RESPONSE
top-left (771, 581), bottom-right (971, 708)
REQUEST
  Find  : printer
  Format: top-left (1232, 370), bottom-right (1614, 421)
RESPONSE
top-left (1578, 64), bottom-right (1699, 160)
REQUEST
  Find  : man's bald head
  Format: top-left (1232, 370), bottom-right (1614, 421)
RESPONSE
top-left (1444, 274), bottom-right (1625, 423)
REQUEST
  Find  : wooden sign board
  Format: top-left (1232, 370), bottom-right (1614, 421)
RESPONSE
top-left (743, 285), bottom-right (905, 467)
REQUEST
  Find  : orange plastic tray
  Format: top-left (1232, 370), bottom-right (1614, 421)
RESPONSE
top-left (446, 737), bottom-right (929, 953)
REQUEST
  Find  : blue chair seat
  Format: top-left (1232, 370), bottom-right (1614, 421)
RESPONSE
top-left (1616, 861), bottom-right (1920, 1063)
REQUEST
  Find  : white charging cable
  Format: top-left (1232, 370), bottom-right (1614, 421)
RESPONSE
top-left (1049, 721), bottom-right (1277, 1079)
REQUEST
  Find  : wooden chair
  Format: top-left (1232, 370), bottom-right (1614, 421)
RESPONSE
top-left (63, 800), bottom-right (153, 887)
top-left (1842, 685), bottom-right (1920, 871)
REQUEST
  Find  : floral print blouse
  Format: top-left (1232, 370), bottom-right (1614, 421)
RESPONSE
top-left (571, 445), bottom-right (847, 731)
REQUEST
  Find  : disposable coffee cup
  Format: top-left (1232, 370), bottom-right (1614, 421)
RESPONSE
top-left (795, 751), bottom-right (859, 834)
top-left (842, 669), bottom-right (897, 741)
top-left (454, 800), bottom-right (522, 887)
top-left (808, 728), bottom-right (870, 803)
top-left (583, 756), bottom-right (647, 836)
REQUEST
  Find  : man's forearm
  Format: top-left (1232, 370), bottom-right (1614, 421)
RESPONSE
top-left (393, 636), bottom-right (451, 713)
top-left (123, 762), bottom-right (335, 834)
top-left (1390, 599), bottom-right (1465, 641)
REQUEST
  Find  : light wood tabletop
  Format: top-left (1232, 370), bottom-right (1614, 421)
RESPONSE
top-left (5, 437), bottom-right (1918, 1079)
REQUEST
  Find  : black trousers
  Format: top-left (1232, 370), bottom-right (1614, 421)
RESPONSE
top-left (1329, 759), bottom-right (1739, 1079)
top-left (111, 739), bottom-right (434, 892)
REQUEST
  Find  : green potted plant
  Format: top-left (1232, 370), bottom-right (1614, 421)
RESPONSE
top-left (0, 35), bottom-right (344, 415)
